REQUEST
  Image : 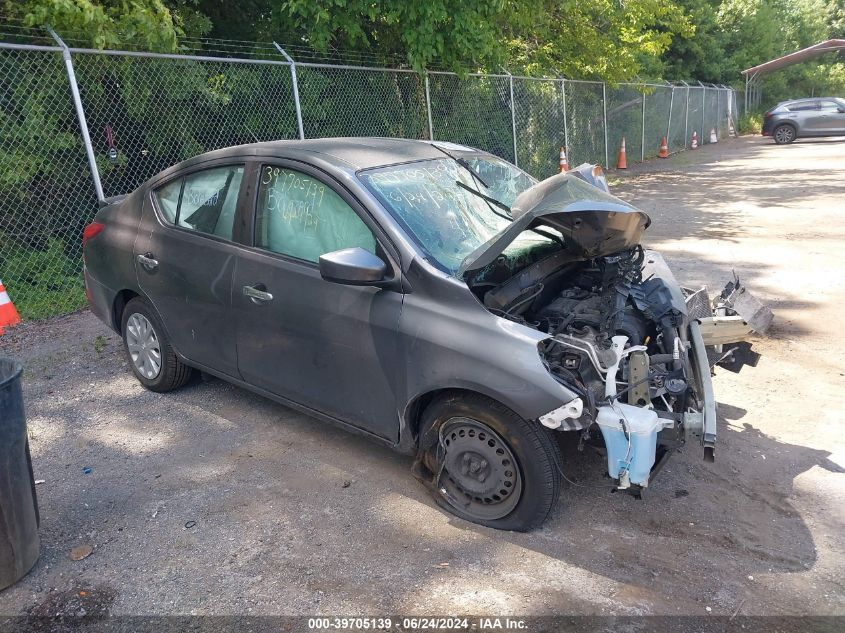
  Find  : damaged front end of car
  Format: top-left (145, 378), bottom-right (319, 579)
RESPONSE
top-left (462, 168), bottom-right (769, 494)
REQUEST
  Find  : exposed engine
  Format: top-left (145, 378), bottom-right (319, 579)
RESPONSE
top-left (473, 246), bottom-right (706, 490)
top-left (463, 165), bottom-right (769, 495)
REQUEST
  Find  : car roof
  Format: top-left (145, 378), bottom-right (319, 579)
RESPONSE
top-left (177, 137), bottom-right (483, 172)
top-left (776, 97), bottom-right (843, 107)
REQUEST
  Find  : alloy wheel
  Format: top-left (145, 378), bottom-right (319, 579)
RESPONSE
top-left (774, 126), bottom-right (795, 143)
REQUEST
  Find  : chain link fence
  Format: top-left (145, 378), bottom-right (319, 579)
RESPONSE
top-left (0, 31), bottom-right (739, 321)
top-left (0, 46), bottom-right (96, 319)
top-left (605, 84), bottom-right (644, 167)
top-left (428, 72), bottom-right (515, 163)
top-left (73, 51), bottom-right (301, 199)
top-left (298, 65), bottom-right (427, 141)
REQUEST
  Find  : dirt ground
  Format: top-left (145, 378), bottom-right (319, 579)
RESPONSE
top-left (0, 135), bottom-right (843, 621)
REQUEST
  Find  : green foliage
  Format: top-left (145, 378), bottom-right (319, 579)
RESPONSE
top-left (1, 239), bottom-right (86, 320)
top-left (738, 111), bottom-right (762, 133)
top-left (281, 1), bottom-right (511, 73)
top-left (505, 0), bottom-right (693, 81)
top-left (278, 0), bottom-right (692, 80)
top-left (3, 0), bottom-right (193, 50)
top-left (661, 0), bottom-right (845, 107)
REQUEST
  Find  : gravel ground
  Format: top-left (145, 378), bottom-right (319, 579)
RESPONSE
top-left (0, 135), bottom-right (843, 621)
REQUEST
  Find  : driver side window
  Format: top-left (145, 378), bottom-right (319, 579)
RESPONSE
top-left (254, 166), bottom-right (376, 263)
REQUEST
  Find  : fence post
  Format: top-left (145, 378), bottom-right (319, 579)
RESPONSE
top-left (47, 27), bottom-right (104, 202)
top-left (666, 83), bottom-right (675, 152)
top-left (506, 71), bottom-right (518, 167)
top-left (560, 78), bottom-right (569, 159)
top-left (641, 89), bottom-right (646, 162)
top-left (700, 81), bottom-right (706, 142)
top-left (725, 86), bottom-right (732, 136)
top-left (682, 81), bottom-right (689, 150)
top-left (273, 43), bottom-right (305, 140)
top-left (716, 85), bottom-right (722, 139)
top-left (424, 72), bottom-right (435, 141)
top-left (744, 75), bottom-right (748, 115)
top-left (602, 82), bottom-right (609, 167)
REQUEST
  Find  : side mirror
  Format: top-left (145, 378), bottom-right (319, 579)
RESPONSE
top-left (319, 247), bottom-right (387, 286)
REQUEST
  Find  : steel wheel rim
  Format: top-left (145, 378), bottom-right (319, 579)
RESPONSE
top-left (125, 313), bottom-right (161, 379)
top-left (775, 126), bottom-right (794, 143)
top-left (437, 417), bottom-right (522, 521)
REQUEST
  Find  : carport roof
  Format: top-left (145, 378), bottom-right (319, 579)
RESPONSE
top-left (742, 39), bottom-right (845, 77)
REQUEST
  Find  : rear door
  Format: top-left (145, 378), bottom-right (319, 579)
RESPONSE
top-left (134, 161), bottom-right (248, 377)
top-left (799, 100), bottom-right (830, 133)
top-left (231, 161), bottom-right (404, 440)
top-left (785, 101), bottom-right (820, 134)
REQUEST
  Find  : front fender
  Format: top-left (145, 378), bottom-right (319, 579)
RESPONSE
top-left (397, 270), bottom-right (577, 426)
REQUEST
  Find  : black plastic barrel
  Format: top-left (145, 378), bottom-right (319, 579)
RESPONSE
top-left (0, 358), bottom-right (39, 591)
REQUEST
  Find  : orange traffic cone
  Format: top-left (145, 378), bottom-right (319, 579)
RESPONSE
top-left (0, 279), bottom-right (22, 335)
top-left (691, 131), bottom-right (699, 149)
top-left (558, 146), bottom-right (570, 172)
top-left (658, 137), bottom-right (669, 158)
top-left (710, 128), bottom-right (718, 143)
top-left (616, 137), bottom-right (627, 169)
top-left (559, 146), bottom-right (569, 172)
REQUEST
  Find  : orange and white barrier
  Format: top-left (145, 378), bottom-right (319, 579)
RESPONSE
top-left (559, 146), bottom-right (569, 172)
top-left (658, 137), bottom-right (669, 158)
top-left (616, 137), bottom-right (627, 169)
top-left (691, 131), bottom-right (699, 149)
top-left (0, 279), bottom-right (22, 335)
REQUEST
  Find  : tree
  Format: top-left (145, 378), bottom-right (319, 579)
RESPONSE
top-left (3, 0), bottom-right (208, 50)
top-left (278, 0), bottom-right (692, 80)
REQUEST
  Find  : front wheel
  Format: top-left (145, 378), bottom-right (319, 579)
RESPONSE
top-left (416, 394), bottom-right (562, 531)
top-left (773, 124), bottom-right (796, 144)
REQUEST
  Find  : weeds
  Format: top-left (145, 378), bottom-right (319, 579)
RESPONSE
top-left (738, 112), bottom-right (762, 135)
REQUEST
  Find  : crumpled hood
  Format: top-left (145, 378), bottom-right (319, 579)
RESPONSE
top-left (459, 172), bottom-right (651, 277)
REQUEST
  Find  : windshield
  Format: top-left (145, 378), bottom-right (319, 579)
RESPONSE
top-left (360, 156), bottom-right (537, 273)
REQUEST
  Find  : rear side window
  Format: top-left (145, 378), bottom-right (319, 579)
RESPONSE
top-left (155, 179), bottom-right (181, 223)
top-left (819, 101), bottom-right (841, 112)
top-left (153, 165), bottom-right (244, 240)
top-left (786, 102), bottom-right (819, 112)
top-left (254, 166), bottom-right (376, 264)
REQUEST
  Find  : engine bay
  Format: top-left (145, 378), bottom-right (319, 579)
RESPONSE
top-left (469, 245), bottom-right (708, 491)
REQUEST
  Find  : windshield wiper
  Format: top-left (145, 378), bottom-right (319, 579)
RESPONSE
top-left (428, 142), bottom-right (515, 221)
top-left (454, 180), bottom-right (512, 219)
top-left (428, 142), bottom-right (491, 188)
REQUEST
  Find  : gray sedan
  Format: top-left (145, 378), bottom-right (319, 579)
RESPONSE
top-left (762, 97), bottom-right (845, 143)
top-left (83, 138), bottom-right (719, 530)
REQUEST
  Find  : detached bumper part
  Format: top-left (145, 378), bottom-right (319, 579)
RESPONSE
top-left (688, 319), bottom-right (717, 461)
top-left (539, 397), bottom-right (584, 430)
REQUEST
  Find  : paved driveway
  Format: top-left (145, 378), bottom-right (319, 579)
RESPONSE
top-left (1, 135), bottom-right (843, 620)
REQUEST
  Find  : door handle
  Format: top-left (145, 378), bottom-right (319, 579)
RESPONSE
top-left (136, 253), bottom-right (158, 270)
top-left (243, 284), bottom-right (274, 304)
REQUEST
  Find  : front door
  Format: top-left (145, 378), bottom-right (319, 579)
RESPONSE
top-left (809, 100), bottom-right (845, 134)
top-left (134, 163), bottom-right (246, 377)
top-left (232, 163), bottom-right (403, 440)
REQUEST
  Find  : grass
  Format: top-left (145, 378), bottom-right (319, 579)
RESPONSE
top-left (1, 239), bottom-right (87, 320)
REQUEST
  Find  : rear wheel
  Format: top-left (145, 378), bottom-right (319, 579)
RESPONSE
top-left (121, 297), bottom-right (193, 392)
top-left (773, 124), bottom-right (796, 144)
top-left (418, 394), bottom-right (562, 531)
